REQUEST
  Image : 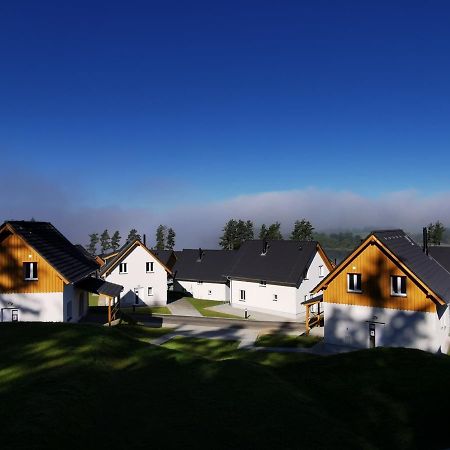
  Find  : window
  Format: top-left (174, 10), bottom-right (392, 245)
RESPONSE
top-left (197, 281), bottom-right (203, 285)
top-left (391, 276), bottom-right (407, 296)
top-left (303, 269), bottom-right (309, 280)
top-left (319, 265), bottom-right (325, 277)
top-left (119, 263), bottom-right (127, 274)
top-left (240, 290), bottom-right (246, 301)
top-left (273, 294), bottom-right (278, 301)
top-left (347, 273), bottom-right (362, 292)
top-left (259, 280), bottom-right (266, 287)
top-left (146, 262), bottom-right (154, 273)
top-left (148, 287), bottom-right (153, 296)
top-left (208, 290), bottom-right (212, 295)
top-left (24, 262), bottom-right (38, 280)
top-left (304, 294), bottom-right (308, 302)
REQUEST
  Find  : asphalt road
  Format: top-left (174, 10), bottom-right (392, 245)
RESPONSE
top-left (139, 314), bottom-right (306, 332)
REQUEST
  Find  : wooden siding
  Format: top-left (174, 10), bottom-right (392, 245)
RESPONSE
top-left (0, 233), bottom-right (64, 293)
top-left (323, 242), bottom-right (436, 313)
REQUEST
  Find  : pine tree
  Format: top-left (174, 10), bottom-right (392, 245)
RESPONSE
top-left (86, 233), bottom-right (99, 255)
top-left (259, 224), bottom-right (268, 240)
top-left (100, 229), bottom-right (111, 254)
top-left (111, 231), bottom-right (121, 251)
top-left (266, 222), bottom-right (283, 240)
top-left (166, 227), bottom-right (176, 250)
top-left (126, 229), bottom-right (141, 243)
top-left (428, 221), bottom-right (445, 245)
top-left (291, 219), bottom-right (314, 241)
top-left (219, 219), bottom-right (238, 250)
top-left (155, 225), bottom-right (166, 250)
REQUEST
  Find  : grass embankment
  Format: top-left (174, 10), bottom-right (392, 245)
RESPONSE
top-left (255, 333), bottom-right (322, 348)
top-left (186, 298), bottom-right (241, 319)
top-left (1, 323), bottom-right (450, 449)
top-left (121, 305), bottom-right (172, 315)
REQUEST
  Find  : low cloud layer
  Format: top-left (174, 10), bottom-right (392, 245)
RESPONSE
top-left (1, 170), bottom-right (449, 249)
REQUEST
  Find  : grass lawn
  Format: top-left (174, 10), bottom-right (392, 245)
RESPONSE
top-left (121, 305), bottom-right (172, 315)
top-left (163, 336), bottom-right (240, 360)
top-left (88, 293), bottom-right (99, 306)
top-left (255, 333), bottom-right (322, 348)
top-left (186, 298), bottom-right (241, 319)
top-left (1, 323), bottom-right (450, 450)
top-left (116, 324), bottom-right (174, 342)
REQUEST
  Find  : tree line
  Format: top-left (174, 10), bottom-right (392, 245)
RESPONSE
top-left (86, 225), bottom-right (176, 255)
top-left (218, 219), bottom-right (447, 250)
top-left (219, 219), bottom-right (315, 250)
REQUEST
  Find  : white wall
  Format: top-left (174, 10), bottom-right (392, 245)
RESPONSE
top-left (229, 250), bottom-right (330, 318)
top-left (63, 285), bottom-right (89, 322)
top-left (0, 292), bottom-right (64, 322)
top-left (230, 279), bottom-right (298, 317)
top-left (324, 302), bottom-right (447, 352)
top-left (296, 251), bottom-right (331, 314)
top-left (105, 245), bottom-right (168, 306)
top-left (175, 280), bottom-right (229, 301)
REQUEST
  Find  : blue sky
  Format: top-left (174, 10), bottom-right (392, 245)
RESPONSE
top-left (1, 1), bottom-right (450, 244)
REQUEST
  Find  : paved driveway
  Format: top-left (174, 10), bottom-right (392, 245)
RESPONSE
top-left (167, 298), bottom-right (202, 317)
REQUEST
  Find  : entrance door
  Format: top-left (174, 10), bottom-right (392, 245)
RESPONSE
top-left (369, 323), bottom-right (376, 348)
top-left (134, 288), bottom-right (141, 305)
top-left (2, 309), bottom-right (19, 322)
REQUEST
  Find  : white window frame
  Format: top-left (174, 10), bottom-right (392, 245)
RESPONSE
top-left (119, 263), bottom-right (128, 274)
top-left (347, 273), bottom-right (362, 293)
top-left (208, 290), bottom-right (212, 296)
top-left (240, 290), bottom-right (246, 301)
top-left (24, 262), bottom-right (38, 281)
top-left (273, 294), bottom-right (278, 301)
top-left (259, 280), bottom-right (267, 287)
top-left (391, 276), bottom-right (407, 297)
top-left (319, 265), bottom-right (324, 277)
top-left (146, 262), bottom-right (154, 273)
top-left (197, 281), bottom-right (203, 285)
top-left (148, 287), bottom-right (153, 296)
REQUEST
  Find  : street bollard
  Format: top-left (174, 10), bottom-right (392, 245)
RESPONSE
top-left (245, 308), bottom-right (248, 319)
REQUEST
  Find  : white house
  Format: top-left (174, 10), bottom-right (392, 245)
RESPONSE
top-left (226, 240), bottom-right (333, 318)
top-left (312, 229), bottom-right (450, 353)
top-left (0, 220), bottom-right (122, 323)
top-left (100, 239), bottom-right (172, 306)
top-left (173, 249), bottom-right (236, 301)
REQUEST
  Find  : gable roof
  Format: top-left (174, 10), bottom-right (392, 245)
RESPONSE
top-left (313, 229), bottom-right (450, 305)
top-left (1, 221), bottom-right (99, 284)
top-left (428, 246), bottom-right (450, 274)
top-left (151, 249), bottom-right (177, 270)
top-left (173, 249), bottom-right (237, 284)
top-left (100, 239), bottom-right (172, 276)
top-left (226, 240), bottom-right (331, 287)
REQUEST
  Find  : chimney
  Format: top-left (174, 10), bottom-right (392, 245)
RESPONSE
top-left (143, 234), bottom-right (146, 246)
top-left (423, 227), bottom-right (429, 255)
top-left (261, 240), bottom-right (269, 255)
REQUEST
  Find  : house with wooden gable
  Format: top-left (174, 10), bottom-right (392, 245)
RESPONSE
top-left (100, 239), bottom-right (172, 306)
top-left (312, 230), bottom-right (450, 352)
top-left (0, 221), bottom-right (123, 323)
top-left (226, 240), bottom-right (333, 318)
top-left (173, 249), bottom-right (237, 301)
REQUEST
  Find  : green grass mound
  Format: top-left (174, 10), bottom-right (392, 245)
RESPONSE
top-left (1, 323), bottom-right (449, 450)
top-left (255, 333), bottom-right (322, 348)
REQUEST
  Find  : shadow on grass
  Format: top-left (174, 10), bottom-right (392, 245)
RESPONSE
top-left (0, 323), bottom-right (449, 450)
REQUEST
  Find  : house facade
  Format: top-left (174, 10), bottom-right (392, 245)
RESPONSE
top-left (173, 249), bottom-right (236, 301)
top-left (313, 230), bottom-right (450, 353)
top-left (0, 221), bottom-right (122, 323)
top-left (226, 240), bottom-right (333, 318)
top-left (101, 240), bottom-right (171, 306)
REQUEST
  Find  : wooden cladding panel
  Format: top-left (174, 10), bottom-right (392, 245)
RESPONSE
top-left (0, 233), bottom-right (64, 293)
top-left (323, 243), bottom-right (436, 313)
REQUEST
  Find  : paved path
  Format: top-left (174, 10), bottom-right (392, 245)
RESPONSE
top-left (149, 324), bottom-right (259, 348)
top-left (141, 315), bottom-right (306, 333)
top-left (206, 303), bottom-right (305, 323)
top-left (167, 298), bottom-right (202, 317)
